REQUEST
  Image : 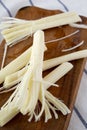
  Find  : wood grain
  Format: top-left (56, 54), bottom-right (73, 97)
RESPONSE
top-left (0, 6), bottom-right (87, 130)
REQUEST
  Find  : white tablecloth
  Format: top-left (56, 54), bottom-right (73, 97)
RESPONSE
top-left (0, 0), bottom-right (87, 130)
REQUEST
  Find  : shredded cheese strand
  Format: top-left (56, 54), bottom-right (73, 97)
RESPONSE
top-left (0, 86), bottom-right (17, 94)
top-left (33, 79), bottom-right (59, 87)
top-left (70, 23), bottom-right (87, 29)
top-left (45, 30), bottom-right (79, 44)
top-left (62, 40), bottom-right (84, 52)
top-left (1, 44), bottom-right (8, 69)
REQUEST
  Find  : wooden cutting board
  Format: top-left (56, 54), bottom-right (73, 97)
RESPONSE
top-left (0, 6), bottom-right (87, 130)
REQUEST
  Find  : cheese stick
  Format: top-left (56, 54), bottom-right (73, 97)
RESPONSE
top-left (1, 49), bottom-right (87, 85)
top-left (0, 62), bottom-right (73, 126)
top-left (1, 12), bottom-right (81, 45)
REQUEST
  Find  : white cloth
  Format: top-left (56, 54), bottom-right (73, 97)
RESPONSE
top-left (0, 0), bottom-right (87, 130)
